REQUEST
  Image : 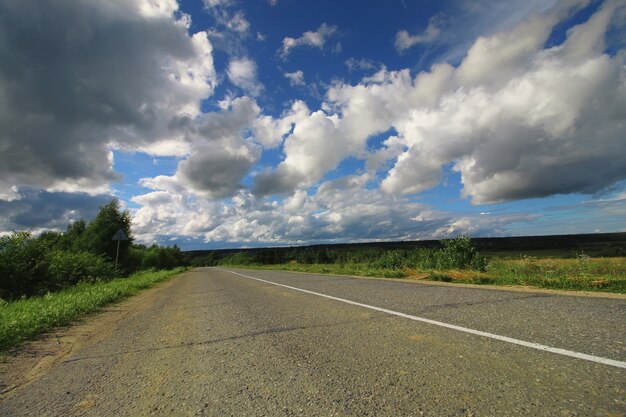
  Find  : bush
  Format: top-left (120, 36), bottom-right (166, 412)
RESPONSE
top-left (410, 248), bottom-right (438, 269)
top-left (0, 232), bottom-right (118, 299)
top-left (46, 250), bottom-right (115, 288)
top-left (372, 250), bottom-right (407, 269)
top-left (0, 232), bottom-right (49, 299)
top-left (434, 236), bottom-right (489, 271)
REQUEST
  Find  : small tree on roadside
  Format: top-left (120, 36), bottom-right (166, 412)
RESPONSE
top-left (78, 199), bottom-right (133, 266)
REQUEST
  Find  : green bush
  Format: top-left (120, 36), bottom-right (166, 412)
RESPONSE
top-left (434, 236), bottom-right (488, 271)
top-left (372, 250), bottom-right (407, 269)
top-left (410, 248), bottom-right (438, 269)
top-left (0, 232), bottom-right (49, 299)
top-left (46, 250), bottom-right (115, 288)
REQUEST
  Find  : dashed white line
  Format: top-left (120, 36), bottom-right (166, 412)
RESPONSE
top-left (215, 267), bottom-right (626, 370)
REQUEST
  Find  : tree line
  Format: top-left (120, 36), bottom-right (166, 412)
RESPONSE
top-left (0, 200), bottom-right (188, 300)
top-left (191, 235), bottom-right (489, 272)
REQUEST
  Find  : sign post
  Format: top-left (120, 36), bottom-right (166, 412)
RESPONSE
top-left (112, 228), bottom-right (128, 267)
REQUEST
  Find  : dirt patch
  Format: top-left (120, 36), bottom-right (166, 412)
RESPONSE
top-left (0, 276), bottom-right (182, 402)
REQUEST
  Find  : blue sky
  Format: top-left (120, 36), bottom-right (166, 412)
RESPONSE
top-left (0, 0), bottom-right (625, 249)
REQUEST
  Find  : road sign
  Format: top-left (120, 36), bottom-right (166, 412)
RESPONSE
top-left (112, 228), bottom-right (128, 241)
top-left (112, 228), bottom-right (128, 267)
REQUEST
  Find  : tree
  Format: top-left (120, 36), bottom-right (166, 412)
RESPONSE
top-left (79, 199), bottom-right (133, 266)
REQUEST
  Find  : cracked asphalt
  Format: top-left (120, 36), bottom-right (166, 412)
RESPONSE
top-left (1, 267), bottom-right (624, 416)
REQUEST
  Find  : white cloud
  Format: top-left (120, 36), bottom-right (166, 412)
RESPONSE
top-left (203, 0), bottom-right (233, 8)
top-left (227, 57), bottom-right (264, 96)
top-left (0, 184), bottom-right (20, 202)
top-left (279, 23), bottom-right (338, 58)
top-left (395, 16), bottom-right (442, 53)
top-left (253, 109), bottom-right (353, 195)
top-left (132, 173), bottom-right (530, 245)
top-left (455, 14), bottom-right (556, 88)
top-left (255, 1), bottom-right (626, 205)
top-left (251, 100), bottom-right (309, 149)
top-left (134, 0), bottom-right (179, 18)
top-left (225, 11), bottom-right (250, 33)
top-left (345, 58), bottom-right (379, 72)
top-left (284, 70), bottom-right (305, 86)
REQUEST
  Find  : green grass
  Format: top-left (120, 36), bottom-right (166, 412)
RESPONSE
top-left (0, 268), bottom-right (185, 352)
top-left (475, 256), bottom-right (626, 292)
top-left (221, 256), bottom-right (626, 294)
top-left (221, 262), bottom-right (410, 279)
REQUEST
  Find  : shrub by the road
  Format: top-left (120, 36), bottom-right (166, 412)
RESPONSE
top-left (46, 250), bottom-right (116, 286)
top-left (436, 236), bottom-right (488, 271)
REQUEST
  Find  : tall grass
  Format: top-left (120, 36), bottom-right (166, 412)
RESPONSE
top-left (477, 255), bottom-right (626, 292)
top-left (225, 256), bottom-right (626, 294)
top-left (0, 268), bottom-right (185, 351)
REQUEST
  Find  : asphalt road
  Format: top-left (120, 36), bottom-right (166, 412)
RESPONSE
top-left (1, 267), bottom-right (625, 416)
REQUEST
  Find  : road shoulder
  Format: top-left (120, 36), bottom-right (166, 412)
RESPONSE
top-left (0, 273), bottom-right (185, 402)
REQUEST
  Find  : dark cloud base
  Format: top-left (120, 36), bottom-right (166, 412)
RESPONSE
top-left (0, 188), bottom-right (114, 231)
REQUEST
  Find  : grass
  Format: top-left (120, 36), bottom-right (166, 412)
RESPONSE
top-left (0, 268), bottom-right (185, 352)
top-left (222, 262), bottom-right (409, 279)
top-left (477, 256), bottom-right (626, 292)
top-left (221, 256), bottom-right (626, 294)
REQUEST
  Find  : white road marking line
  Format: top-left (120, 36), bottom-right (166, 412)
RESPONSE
top-left (214, 267), bottom-right (626, 370)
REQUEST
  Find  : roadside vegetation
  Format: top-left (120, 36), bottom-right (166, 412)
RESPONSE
top-left (0, 268), bottom-right (183, 351)
top-left (0, 199), bottom-right (189, 351)
top-left (0, 199), bottom-right (188, 300)
top-left (195, 236), bottom-right (625, 293)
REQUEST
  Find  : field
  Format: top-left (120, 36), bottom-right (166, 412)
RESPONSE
top-left (227, 256), bottom-right (626, 293)
top-left (194, 233), bottom-right (626, 294)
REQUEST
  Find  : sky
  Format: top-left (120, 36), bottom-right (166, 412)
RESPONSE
top-left (0, 0), bottom-right (625, 250)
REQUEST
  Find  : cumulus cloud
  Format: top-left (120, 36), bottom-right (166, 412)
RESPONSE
top-left (132, 173), bottom-right (531, 245)
top-left (0, 0), bottom-right (217, 197)
top-left (284, 70), bottom-right (305, 86)
top-left (0, 189), bottom-right (113, 233)
top-left (253, 108), bottom-right (358, 195)
top-left (395, 16), bottom-right (442, 53)
top-left (140, 97), bottom-right (262, 199)
top-left (251, 100), bottom-right (308, 149)
top-left (256, 1), bottom-right (626, 204)
top-left (227, 57), bottom-right (263, 96)
top-left (176, 144), bottom-right (260, 199)
top-left (279, 23), bottom-right (338, 58)
top-left (385, 2), bottom-right (626, 203)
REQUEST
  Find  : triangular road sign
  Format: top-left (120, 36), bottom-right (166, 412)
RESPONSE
top-left (112, 228), bottom-right (128, 241)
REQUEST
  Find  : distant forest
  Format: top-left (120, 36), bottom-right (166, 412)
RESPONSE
top-left (188, 232), bottom-right (626, 266)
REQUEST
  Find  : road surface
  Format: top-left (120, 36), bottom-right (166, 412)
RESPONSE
top-left (1, 267), bottom-right (625, 416)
